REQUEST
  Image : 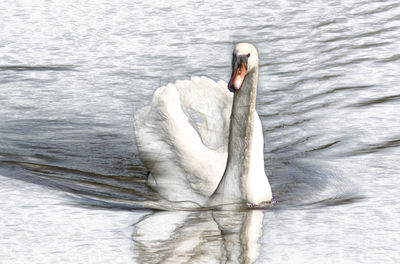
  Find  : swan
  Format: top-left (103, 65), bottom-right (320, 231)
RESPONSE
top-left (134, 43), bottom-right (272, 207)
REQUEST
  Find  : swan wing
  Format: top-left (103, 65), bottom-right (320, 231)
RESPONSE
top-left (134, 77), bottom-right (232, 203)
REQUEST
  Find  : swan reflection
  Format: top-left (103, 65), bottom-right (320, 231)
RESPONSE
top-left (133, 210), bottom-right (264, 264)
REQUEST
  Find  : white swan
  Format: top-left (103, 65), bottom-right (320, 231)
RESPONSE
top-left (134, 43), bottom-right (272, 207)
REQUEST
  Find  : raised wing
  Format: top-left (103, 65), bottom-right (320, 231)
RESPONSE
top-left (134, 77), bottom-right (232, 204)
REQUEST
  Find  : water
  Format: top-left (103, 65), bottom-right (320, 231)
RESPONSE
top-left (1, 0), bottom-right (399, 263)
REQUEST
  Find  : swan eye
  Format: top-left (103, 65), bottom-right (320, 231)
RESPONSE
top-left (247, 53), bottom-right (250, 58)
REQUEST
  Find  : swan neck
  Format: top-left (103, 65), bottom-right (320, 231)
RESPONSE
top-left (230, 67), bottom-right (258, 166)
top-left (220, 67), bottom-right (259, 202)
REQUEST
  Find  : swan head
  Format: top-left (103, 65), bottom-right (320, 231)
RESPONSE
top-left (228, 43), bottom-right (259, 92)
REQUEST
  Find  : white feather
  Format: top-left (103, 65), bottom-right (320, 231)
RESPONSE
top-left (135, 77), bottom-right (231, 203)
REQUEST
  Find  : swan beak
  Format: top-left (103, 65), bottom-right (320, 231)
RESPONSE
top-left (228, 62), bottom-right (247, 92)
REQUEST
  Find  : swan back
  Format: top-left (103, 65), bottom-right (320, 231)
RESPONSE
top-left (174, 77), bottom-right (233, 150)
top-left (134, 77), bottom-right (232, 203)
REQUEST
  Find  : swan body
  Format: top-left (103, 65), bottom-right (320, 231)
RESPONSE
top-left (134, 43), bottom-right (272, 206)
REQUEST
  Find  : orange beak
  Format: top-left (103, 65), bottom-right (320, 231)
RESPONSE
top-left (228, 62), bottom-right (247, 92)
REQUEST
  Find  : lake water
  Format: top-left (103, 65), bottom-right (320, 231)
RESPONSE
top-left (1, 0), bottom-right (399, 263)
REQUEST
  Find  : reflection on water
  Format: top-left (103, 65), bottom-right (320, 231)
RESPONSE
top-left (133, 210), bottom-right (263, 264)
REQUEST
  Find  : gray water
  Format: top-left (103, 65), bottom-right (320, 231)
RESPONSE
top-left (1, 0), bottom-right (399, 263)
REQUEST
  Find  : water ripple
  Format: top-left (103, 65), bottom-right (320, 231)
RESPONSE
top-left (350, 94), bottom-right (400, 107)
top-left (0, 65), bottom-right (77, 72)
top-left (320, 26), bottom-right (399, 43)
top-left (347, 138), bottom-right (400, 156)
top-left (351, 2), bottom-right (400, 16)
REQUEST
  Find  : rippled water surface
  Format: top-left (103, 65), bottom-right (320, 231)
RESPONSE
top-left (1, 0), bottom-right (399, 263)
